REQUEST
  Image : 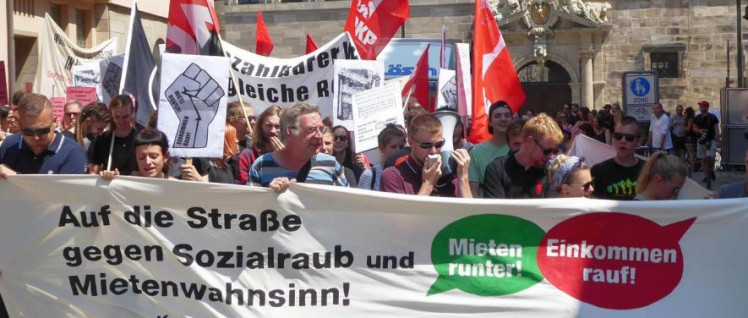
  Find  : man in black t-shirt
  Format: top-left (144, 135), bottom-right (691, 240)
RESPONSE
top-left (693, 100), bottom-right (719, 189)
top-left (88, 95), bottom-right (138, 175)
top-left (591, 116), bottom-right (644, 200)
top-left (483, 113), bottom-right (563, 199)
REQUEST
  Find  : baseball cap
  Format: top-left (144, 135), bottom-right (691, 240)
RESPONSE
top-left (698, 101), bottom-right (710, 108)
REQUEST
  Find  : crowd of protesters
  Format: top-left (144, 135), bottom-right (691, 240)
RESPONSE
top-left (0, 92), bottom-right (743, 200)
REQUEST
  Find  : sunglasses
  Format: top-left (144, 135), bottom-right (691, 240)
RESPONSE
top-left (334, 135), bottom-right (348, 142)
top-left (21, 126), bottom-right (52, 137)
top-left (532, 136), bottom-right (558, 155)
top-left (571, 181), bottom-right (594, 192)
top-left (414, 138), bottom-right (446, 150)
top-left (613, 132), bottom-right (638, 142)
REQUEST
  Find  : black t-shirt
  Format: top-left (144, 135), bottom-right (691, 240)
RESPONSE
top-left (483, 151), bottom-right (547, 199)
top-left (591, 158), bottom-right (644, 200)
top-left (694, 112), bottom-right (719, 141)
top-left (89, 129), bottom-right (137, 175)
top-left (193, 157), bottom-right (238, 184)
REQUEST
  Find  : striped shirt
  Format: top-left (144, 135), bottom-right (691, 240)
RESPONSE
top-left (249, 153), bottom-right (348, 187)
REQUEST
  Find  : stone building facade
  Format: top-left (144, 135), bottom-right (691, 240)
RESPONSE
top-left (221, 0), bottom-right (746, 113)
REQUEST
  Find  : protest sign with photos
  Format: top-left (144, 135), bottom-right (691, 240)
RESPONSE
top-left (333, 59), bottom-right (385, 130)
top-left (351, 83), bottom-right (404, 152)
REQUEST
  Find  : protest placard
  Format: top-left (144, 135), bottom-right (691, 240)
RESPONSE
top-left (157, 53), bottom-right (230, 158)
top-left (72, 54), bottom-right (125, 105)
top-left (222, 33), bottom-right (359, 117)
top-left (436, 69), bottom-right (457, 111)
top-left (50, 96), bottom-right (66, 122)
top-left (0, 176), bottom-right (747, 317)
top-left (455, 43), bottom-right (472, 117)
top-left (332, 59), bottom-right (385, 130)
top-left (66, 87), bottom-right (98, 105)
top-left (351, 83), bottom-right (404, 152)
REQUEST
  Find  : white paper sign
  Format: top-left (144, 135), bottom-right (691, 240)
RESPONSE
top-left (157, 53), bottom-right (230, 158)
top-left (456, 43), bottom-right (472, 117)
top-left (332, 59), bottom-right (385, 130)
top-left (351, 83), bottom-right (405, 152)
top-left (436, 69), bottom-right (457, 111)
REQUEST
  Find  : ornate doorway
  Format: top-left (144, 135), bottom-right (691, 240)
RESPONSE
top-left (518, 61), bottom-right (571, 115)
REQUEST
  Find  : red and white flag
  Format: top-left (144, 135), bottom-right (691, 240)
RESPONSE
top-left (305, 33), bottom-right (319, 54)
top-left (256, 9), bottom-right (274, 57)
top-left (165, 0), bottom-right (223, 55)
top-left (402, 45), bottom-right (431, 112)
top-left (468, 0), bottom-right (526, 144)
top-left (344, 0), bottom-right (410, 60)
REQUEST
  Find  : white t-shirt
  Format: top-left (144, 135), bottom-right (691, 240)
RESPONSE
top-left (649, 113), bottom-right (673, 149)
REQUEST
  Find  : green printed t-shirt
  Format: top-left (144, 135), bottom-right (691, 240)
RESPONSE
top-left (468, 141), bottom-right (510, 184)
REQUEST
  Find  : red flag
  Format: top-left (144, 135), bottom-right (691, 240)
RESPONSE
top-left (305, 33), bottom-right (319, 54)
top-left (256, 9), bottom-right (274, 57)
top-left (401, 45), bottom-right (431, 112)
top-left (468, 0), bottom-right (526, 144)
top-left (166, 0), bottom-right (223, 55)
top-left (344, 0), bottom-right (410, 60)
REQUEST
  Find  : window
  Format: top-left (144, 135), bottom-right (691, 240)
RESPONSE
top-left (650, 52), bottom-right (678, 78)
top-left (49, 4), bottom-right (62, 26)
top-left (76, 9), bottom-right (90, 47)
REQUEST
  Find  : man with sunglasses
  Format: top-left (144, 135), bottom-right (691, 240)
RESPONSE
top-left (381, 113), bottom-right (472, 197)
top-left (590, 116), bottom-right (645, 200)
top-left (0, 94), bottom-right (86, 178)
top-left (483, 113), bottom-right (563, 199)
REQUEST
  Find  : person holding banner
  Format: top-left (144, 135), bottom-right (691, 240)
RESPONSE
top-left (236, 105), bottom-right (284, 185)
top-left (380, 114), bottom-right (472, 198)
top-left (548, 155), bottom-right (594, 198)
top-left (88, 95), bottom-right (138, 175)
top-left (249, 103), bottom-right (347, 193)
top-left (100, 129), bottom-right (174, 180)
top-left (633, 152), bottom-right (687, 200)
top-left (358, 124), bottom-right (406, 191)
top-left (468, 101), bottom-right (512, 197)
top-left (590, 116), bottom-right (645, 200)
top-left (482, 113), bottom-right (563, 199)
top-left (0, 94), bottom-right (87, 178)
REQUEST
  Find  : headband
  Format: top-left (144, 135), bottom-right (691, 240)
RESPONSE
top-left (550, 156), bottom-right (585, 192)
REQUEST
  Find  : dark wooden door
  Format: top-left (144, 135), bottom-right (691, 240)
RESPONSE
top-left (520, 82), bottom-right (572, 116)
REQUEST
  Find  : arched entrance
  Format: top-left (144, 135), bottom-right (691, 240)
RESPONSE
top-left (518, 61), bottom-right (572, 116)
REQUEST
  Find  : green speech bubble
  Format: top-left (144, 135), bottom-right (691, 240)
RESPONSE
top-left (427, 214), bottom-right (545, 296)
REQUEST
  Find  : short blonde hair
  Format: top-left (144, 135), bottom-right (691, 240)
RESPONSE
top-left (522, 113), bottom-right (563, 144)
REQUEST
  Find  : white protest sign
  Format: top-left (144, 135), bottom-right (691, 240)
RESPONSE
top-left (34, 13), bottom-right (117, 98)
top-left (222, 33), bottom-right (359, 117)
top-left (436, 68), bottom-right (457, 111)
top-left (351, 83), bottom-right (405, 152)
top-left (456, 43), bottom-right (472, 117)
top-left (72, 62), bottom-right (102, 101)
top-left (1, 176), bottom-right (748, 317)
top-left (157, 53), bottom-right (230, 158)
top-left (72, 54), bottom-right (124, 104)
top-left (332, 59), bottom-right (385, 130)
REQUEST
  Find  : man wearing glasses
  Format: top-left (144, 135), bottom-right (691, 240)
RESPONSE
top-left (591, 116), bottom-right (645, 200)
top-left (249, 103), bottom-right (347, 192)
top-left (381, 113), bottom-right (472, 197)
top-left (0, 94), bottom-right (87, 178)
top-left (483, 113), bottom-right (563, 199)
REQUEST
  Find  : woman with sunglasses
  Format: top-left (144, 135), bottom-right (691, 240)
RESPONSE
top-left (236, 105), bottom-right (283, 185)
top-left (634, 152), bottom-right (688, 200)
top-left (332, 125), bottom-right (369, 183)
top-left (548, 155), bottom-right (593, 198)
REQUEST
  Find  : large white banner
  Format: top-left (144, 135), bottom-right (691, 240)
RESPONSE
top-left (34, 14), bottom-right (118, 98)
top-left (157, 53), bottom-right (230, 158)
top-left (1, 176), bottom-right (747, 317)
top-left (222, 33), bottom-right (359, 118)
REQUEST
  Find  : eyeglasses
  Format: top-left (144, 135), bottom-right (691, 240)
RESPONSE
top-left (334, 135), bottom-right (348, 142)
top-left (21, 126), bottom-right (52, 137)
top-left (413, 138), bottom-right (446, 150)
top-left (613, 132), bottom-right (638, 142)
top-left (569, 181), bottom-right (594, 192)
top-left (290, 126), bottom-right (329, 136)
top-left (531, 136), bottom-right (558, 155)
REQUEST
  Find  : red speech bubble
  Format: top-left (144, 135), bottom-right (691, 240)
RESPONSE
top-left (537, 213), bottom-right (695, 309)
